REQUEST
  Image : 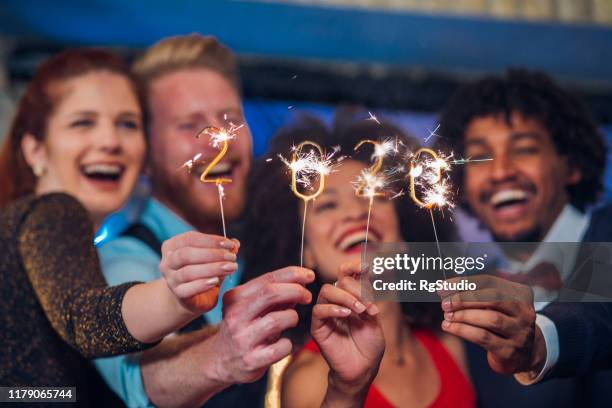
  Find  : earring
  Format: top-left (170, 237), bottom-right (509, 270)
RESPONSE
top-left (32, 164), bottom-right (46, 177)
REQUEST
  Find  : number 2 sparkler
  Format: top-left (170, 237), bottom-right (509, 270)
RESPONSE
top-left (181, 122), bottom-right (243, 311)
top-left (352, 139), bottom-right (395, 256)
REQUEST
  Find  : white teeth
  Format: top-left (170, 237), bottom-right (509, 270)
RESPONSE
top-left (490, 189), bottom-right (529, 206)
top-left (82, 164), bottom-right (122, 175)
top-left (207, 162), bottom-right (232, 175)
top-left (338, 230), bottom-right (377, 251)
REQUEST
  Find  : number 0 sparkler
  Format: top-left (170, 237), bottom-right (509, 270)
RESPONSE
top-left (281, 141), bottom-right (336, 267)
top-left (409, 147), bottom-right (492, 261)
top-left (409, 148), bottom-right (450, 258)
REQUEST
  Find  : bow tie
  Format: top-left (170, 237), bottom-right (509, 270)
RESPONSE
top-left (496, 261), bottom-right (562, 291)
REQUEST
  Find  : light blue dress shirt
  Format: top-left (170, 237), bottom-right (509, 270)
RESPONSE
top-left (94, 198), bottom-right (241, 407)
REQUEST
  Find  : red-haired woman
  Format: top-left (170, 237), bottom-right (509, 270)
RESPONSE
top-left (0, 49), bottom-right (238, 405)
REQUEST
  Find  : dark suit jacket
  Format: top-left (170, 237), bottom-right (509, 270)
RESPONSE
top-left (468, 204), bottom-right (612, 408)
top-left (540, 204), bottom-right (612, 378)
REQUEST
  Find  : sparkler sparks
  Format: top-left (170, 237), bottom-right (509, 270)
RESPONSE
top-left (367, 111), bottom-right (380, 125)
top-left (409, 148), bottom-right (453, 210)
top-left (424, 123), bottom-right (441, 143)
top-left (279, 142), bottom-right (339, 197)
top-left (352, 139), bottom-right (397, 200)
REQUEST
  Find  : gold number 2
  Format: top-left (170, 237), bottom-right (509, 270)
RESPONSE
top-left (354, 139), bottom-right (384, 198)
top-left (197, 126), bottom-right (232, 185)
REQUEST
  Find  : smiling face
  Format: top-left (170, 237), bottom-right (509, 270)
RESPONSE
top-left (463, 112), bottom-right (580, 242)
top-left (24, 71), bottom-right (145, 227)
top-left (303, 160), bottom-right (402, 282)
top-left (147, 68), bottom-right (252, 230)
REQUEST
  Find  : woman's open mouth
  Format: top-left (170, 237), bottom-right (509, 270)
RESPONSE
top-left (335, 226), bottom-right (382, 255)
top-left (80, 163), bottom-right (125, 189)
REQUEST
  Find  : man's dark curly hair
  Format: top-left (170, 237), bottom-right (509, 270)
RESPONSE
top-left (241, 111), bottom-right (456, 346)
top-left (436, 68), bottom-right (607, 211)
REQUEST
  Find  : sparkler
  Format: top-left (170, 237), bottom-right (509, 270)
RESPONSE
top-left (367, 111), bottom-right (381, 125)
top-left (280, 141), bottom-right (337, 267)
top-left (409, 147), bottom-right (492, 264)
top-left (352, 139), bottom-right (395, 256)
top-left (408, 147), bottom-right (451, 262)
top-left (179, 122), bottom-right (243, 311)
top-left (182, 122), bottom-right (244, 237)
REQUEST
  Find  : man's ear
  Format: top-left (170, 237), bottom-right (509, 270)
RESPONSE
top-left (566, 160), bottom-right (582, 186)
top-left (21, 133), bottom-right (47, 169)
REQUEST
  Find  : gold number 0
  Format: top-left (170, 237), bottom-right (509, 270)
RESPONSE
top-left (291, 141), bottom-right (326, 202)
top-left (409, 147), bottom-right (446, 209)
top-left (354, 139), bottom-right (384, 198)
top-left (197, 126), bottom-right (232, 185)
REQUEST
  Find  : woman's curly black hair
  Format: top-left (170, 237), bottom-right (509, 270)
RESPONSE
top-left (240, 110), bottom-right (456, 346)
top-left (436, 68), bottom-right (607, 211)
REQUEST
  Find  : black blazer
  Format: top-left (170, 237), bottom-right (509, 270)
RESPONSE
top-left (468, 203), bottom-right (612, 408)
top-left (540, 204), bottom-right (612, 378)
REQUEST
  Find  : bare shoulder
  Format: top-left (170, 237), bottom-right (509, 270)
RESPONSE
top-left (281, 350), bottom-right (329, 408)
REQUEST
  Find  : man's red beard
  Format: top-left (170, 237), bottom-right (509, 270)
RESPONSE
top-left (151, 168), bottom-right (245, 232)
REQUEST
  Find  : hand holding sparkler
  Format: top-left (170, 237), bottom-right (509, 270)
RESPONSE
top-left (159, 231), bottom-right (239, 314)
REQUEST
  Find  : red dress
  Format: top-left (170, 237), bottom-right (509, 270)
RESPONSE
top-left (301, 329), bottom-right (476, 408)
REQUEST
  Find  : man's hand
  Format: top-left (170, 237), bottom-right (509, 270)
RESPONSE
top-left (439, 275), bottom-right (546, 375)
top-left (210, 266), bottom-right (314, 385)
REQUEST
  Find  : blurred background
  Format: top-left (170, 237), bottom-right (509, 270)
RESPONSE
top-left (0, 0), bottom-right (611, 239)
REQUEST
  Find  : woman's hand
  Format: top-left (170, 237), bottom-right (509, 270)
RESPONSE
top-left (160, 231), bottom-right (239, 314)
top-left (311, 262), bottom-right (385, 406)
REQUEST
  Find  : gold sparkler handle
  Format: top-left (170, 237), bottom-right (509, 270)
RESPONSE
top-left (197, 126), bottom-right (233, 185)
top-left (354, 139), bottom-right (385, 198)
top-left (409, 147), bottom-right (446, 209)
top-left (291, 141), bottom-right (326, 202)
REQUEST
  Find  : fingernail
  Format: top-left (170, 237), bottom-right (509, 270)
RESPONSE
top-left (224, 252), bottom-right (237, 261)
top-left (306, 270), bottom-right (315, 280)
top-left (442, 298), bottom-right (452, 311)
top-left (367, 303), bottom-right (380, 316)
top-left (441, 320), bottom-right (451, 329)
top-left (222, 262), bottom-right (238, 271)
top-left (444, 312), bottom-right (454, 321)
top-left (336, 307), bottom-right (351, 316)
top-left (354, 301), bottom-right (366, 313)
top-left (219, 240), bottom-right (234, 249)
top-left (206, 277), bottom-right (220, 286)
